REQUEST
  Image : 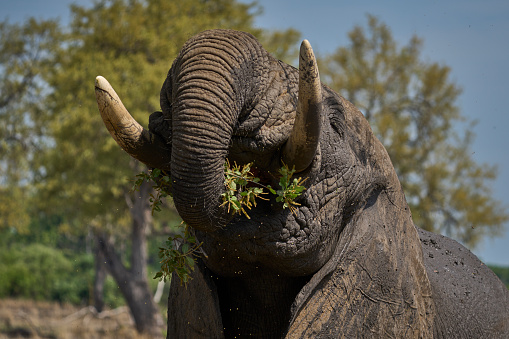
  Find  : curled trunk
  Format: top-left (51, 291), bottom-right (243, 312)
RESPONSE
top-left (164, 30), bottom-right (266, 231)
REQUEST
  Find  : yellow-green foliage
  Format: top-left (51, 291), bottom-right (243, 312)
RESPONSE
top-left (221, 161), bottom-right (266, 218)
top-left (154, 222), bottom-right (202, 286)
top-left (15, 0), bottom-right (300, 238)
top-left (268, 165), bottom-right (307, 213)
top-left (320, 15), bottom-right (508, 247)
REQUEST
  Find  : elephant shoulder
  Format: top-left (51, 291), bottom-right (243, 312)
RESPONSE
top-left (418, 227), bottom-right (509, 338)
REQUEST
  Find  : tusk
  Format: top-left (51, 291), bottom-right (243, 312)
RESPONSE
top-left (281, 40), bottom-right (322, 172)
top-left (95, 76), bottom-right (171, 169)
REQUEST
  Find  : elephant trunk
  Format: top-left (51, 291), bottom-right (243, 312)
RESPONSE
top-left (169, 95), bottom-right (234, 231)
top-left (167, 30), bottom-right (260, 232)
top-left (170, 122), bottom-right (230, 232)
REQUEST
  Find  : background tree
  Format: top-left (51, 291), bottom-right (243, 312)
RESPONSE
top-left (0, 19), bottom-right (60, 234)
top-left (320, 15), bottom-right (508, 247)
top-left (24, 0), bottom-right (300, 335)
top-left (0, 16), bottom-right (130, 317)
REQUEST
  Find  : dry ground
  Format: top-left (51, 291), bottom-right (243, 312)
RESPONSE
top-left (0, 299), bottom-right (162, 339)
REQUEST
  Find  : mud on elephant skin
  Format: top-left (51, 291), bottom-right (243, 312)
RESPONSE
top-left (95, 29), bottom-right (509, 338)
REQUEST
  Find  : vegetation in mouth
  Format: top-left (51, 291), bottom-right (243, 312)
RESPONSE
top-left (221, 160), bottom-right (307, 217)
top-left (221, 160), bottom-right (266, 218)
top-left (132, 161), bottom-right (307, 284)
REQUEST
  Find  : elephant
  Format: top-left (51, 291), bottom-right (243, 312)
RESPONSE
top-left (95, 29), bottom-right (509, 338)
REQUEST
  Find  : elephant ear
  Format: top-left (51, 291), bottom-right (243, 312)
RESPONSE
top-left (287, 189), bottom-right (435, 338)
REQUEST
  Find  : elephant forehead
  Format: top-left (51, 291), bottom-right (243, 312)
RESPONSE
top-left (233, 60), bottom-right (298, 133)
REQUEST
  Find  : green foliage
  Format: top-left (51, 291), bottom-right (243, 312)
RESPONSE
top-left (0, 19), bottom-right (61, 233)
top-left (155, 222), bottom-right (202, 285)
top-left (0, 244), bottom-right (70, 301)
top-left (0, 244), bottom-right (124, 306)
top-left (268, 165), bottom-right (307, 213)
top-left (0, 213), bottom-right (72, 250)
top-left (259, 28), bottom-right (302, 65)
top-left (0, 187), bottom-right (30, 233)
top-left (221, 161), bottom-right (307, 216)
top-left (489, 265), bottom-right (509, 289)
top-left (136, 162), bottom-right (307, 220)
top-left (133, 168), bottom-right (172, 214)
top-left (320, 15), bottom-right (508, 247)
top-left (221, 161), bottom-right (266, 218)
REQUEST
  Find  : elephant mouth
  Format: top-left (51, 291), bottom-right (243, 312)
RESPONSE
top-left (197, 169), bottom-right (348, 277)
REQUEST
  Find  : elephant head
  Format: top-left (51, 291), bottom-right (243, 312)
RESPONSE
top-left (96, 29), bottom-right (436, 337)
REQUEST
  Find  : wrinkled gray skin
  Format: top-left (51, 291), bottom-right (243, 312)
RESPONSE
top-left (97, 30), bottom-right (509, 338)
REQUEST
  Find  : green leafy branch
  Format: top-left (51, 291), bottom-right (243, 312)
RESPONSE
top-left (221, 161), bottom-right (307, 217)
top-left (132, 169), bottom-right (201, 285)
top-left (154, 222), bottom-right (202, 285)
top-left (221, 160), bottom-right (266, 219)
top-left (132, 168), bottom-right (172, 214)
top-left (268, 165), bottom-right (307, 213)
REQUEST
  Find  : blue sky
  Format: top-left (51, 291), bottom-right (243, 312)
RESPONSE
top-left (3, 0), bottom-right (508, 265)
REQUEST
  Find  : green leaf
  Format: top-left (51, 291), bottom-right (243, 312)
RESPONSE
top-left (231, 200), bottom-right (241, 211)
top-left (185, 256), bottom-right (195, 268)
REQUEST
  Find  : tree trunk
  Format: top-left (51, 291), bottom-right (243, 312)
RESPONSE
top-left (93, 245), bottom-right (107, 312)
top-left (95, 178), bottom-right (163, 337)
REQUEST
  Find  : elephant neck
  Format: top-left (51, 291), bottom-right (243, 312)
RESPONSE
top-left (215, 271), bottom-right (310, 338)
